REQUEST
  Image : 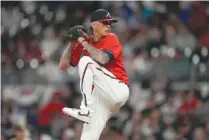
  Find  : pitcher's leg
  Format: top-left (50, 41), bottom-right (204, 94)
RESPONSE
top-left (80, 99), bottom-right (111, 140)
top-left (79, 67), bottom-right (95, 114)
top-left (78, 56), bottom-right (97, 114)
top-left (62, 56), bottom-right (99, 123)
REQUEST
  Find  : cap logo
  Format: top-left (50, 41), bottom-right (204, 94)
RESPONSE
top-left (106, 12), bottom-right (111, 18)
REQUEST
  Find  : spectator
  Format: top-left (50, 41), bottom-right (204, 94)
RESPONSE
top-left (146, 15), bottom-right (162, 50)
top-left (72, 120), bottom-right (83, 140)
top-left (170, 24), bottom-right (196, 52)
top-left (162, 125), bottom-right (177, 140)
top-left (204, 121), bottom-right (209, 137)
top-left (188, 2), bottom-right (208, 37)
top-left (38, 92), bottom-right (66, 135)
top-left (1, 100), bottom-right (14, 139)
top-left (129, 80), bottom-right (152, 111)
top-left (133, 49), bottom-right (153, 80)
top-left (161, 96), bottom-right (178, 125)
top-left (123, 111), bottom-right (142, 138)
top-left (195, 99), bottom-right (209, 123)
top-left (193, 127), bottom-right (206, 140)
top-left (9, 126), bottom-right (31, 140)
top-left (100, 123), bottom-right (126, 140)
top-left (178, 90), bottom-right (199, 122)
top-left (199, 27), bottom-right (209, 50)
top-left (150, 109), bottom-right (163, 140)
top-left (176, 121), bottom-right (192, 140)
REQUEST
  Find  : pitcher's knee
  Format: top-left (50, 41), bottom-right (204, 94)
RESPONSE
top-left (78, 56), bottom-right (94, 71)
top-left (79, 56), bottom-right (94, 66)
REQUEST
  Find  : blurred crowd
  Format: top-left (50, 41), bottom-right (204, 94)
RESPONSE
top-left (1, 1), bottom-right (209, 140)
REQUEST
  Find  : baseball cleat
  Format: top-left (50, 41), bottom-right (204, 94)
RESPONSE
top-left (62, 107), bottom-right (91, 123)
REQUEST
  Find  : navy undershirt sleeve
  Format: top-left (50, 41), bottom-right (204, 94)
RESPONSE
top-left (103, 50), bottom-right (114, 63)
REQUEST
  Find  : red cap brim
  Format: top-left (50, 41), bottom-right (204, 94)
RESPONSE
top-left (99, 18), bottom-right (118, 23)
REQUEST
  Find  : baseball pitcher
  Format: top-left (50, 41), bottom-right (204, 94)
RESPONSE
top-left (59, 9), bottom-right (130, 140)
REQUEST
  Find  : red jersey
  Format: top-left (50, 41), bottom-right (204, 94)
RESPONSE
top-left (70, 33), bottom-right (129, 85)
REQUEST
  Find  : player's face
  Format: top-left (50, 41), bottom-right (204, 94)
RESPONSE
top-left (94, 21), bottom-right (112, 36)
top-left (15, 130), bottom-right (25, 139)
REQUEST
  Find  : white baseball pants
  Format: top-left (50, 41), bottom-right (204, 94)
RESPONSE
top-left (77, 56), bottom-right (129, 140)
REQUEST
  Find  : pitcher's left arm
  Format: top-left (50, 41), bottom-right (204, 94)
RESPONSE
top-left (78, 34), bottom-right (120, 65)
top-left (80, 40), bottom-right (110, 65)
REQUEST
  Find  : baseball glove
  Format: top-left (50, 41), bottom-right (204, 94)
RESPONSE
top-left (67, 25), bottom-right (88, 41)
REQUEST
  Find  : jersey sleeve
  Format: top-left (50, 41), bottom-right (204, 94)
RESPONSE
top-left (102, 34), bottom-right (122, 60)
top-left (70, 43), bottom-right (82, 67)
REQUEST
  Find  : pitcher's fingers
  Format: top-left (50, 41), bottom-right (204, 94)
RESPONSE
top-left (81, 30), bottom-right (89, 39)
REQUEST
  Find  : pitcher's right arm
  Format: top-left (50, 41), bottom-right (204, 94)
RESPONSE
top-left (59, 41), bottom-right (76, 70)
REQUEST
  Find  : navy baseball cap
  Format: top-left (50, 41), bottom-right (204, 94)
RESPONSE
top-left (90, 9), bottom-right (118, 23)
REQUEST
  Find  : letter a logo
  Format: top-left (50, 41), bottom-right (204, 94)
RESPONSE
top-left (106, 12), bottom-right (111, 18)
